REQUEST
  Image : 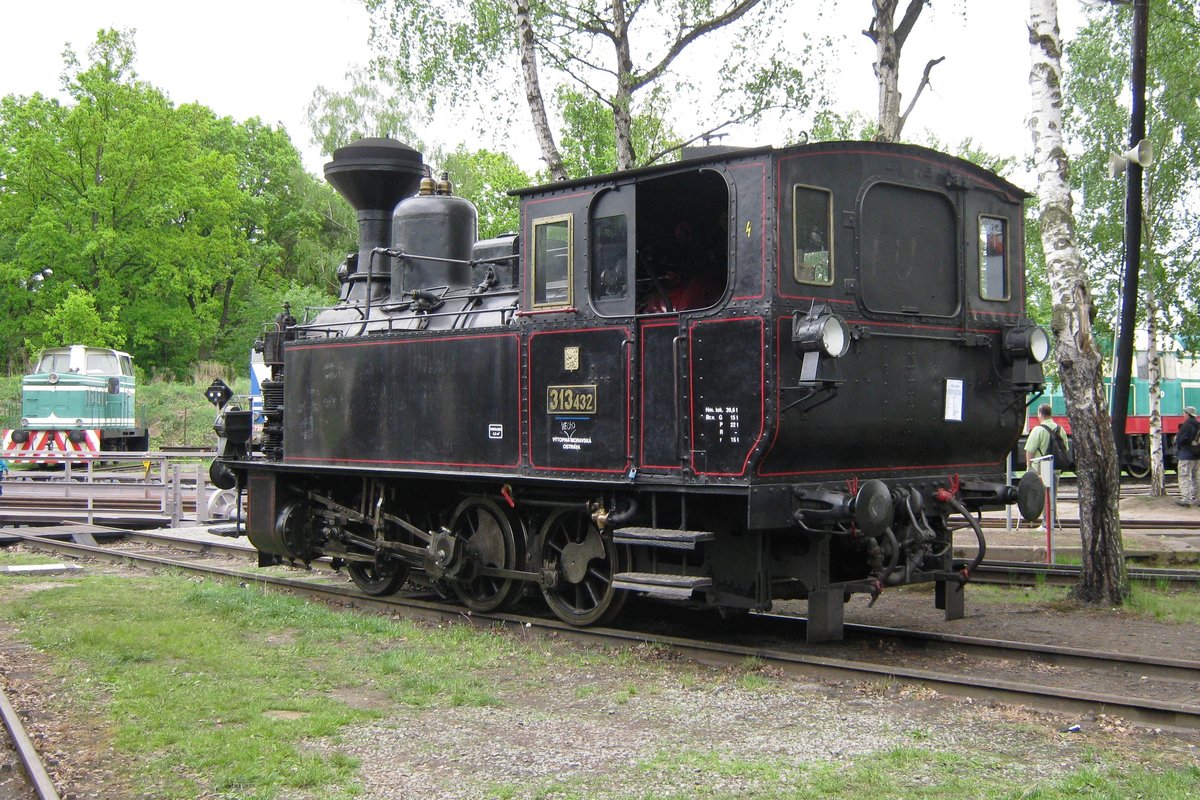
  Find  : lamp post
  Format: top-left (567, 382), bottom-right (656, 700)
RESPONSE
top-left (19, 267), bottom-right (53, 291)
top-left (1109, 0), bottom-right (1149, 464)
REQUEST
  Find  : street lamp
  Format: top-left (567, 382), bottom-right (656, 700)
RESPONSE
top-left (21, 267), bottom-right (53, 290)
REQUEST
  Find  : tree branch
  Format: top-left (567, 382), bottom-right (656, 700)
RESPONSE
top-left (894, 0), bottom-right (927, 49)
top-left (897, 55), bottom-right (945, 135)
top-left (633, 0), bottom-right (764, 92)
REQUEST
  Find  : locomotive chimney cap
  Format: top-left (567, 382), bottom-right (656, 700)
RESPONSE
top-left (324, 138), bottom-right (424, 212)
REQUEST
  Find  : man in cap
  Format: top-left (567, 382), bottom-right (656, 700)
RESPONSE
top-left (1177, 406), bottom-right (1200, 507)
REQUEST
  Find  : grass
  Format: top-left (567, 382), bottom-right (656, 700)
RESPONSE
top-left (620, 748), bottom-right (1200, 799)
top-left (0, 550), bottom-right (68, 567)
top-left (1126, 583), bottom-right (1200, 624)
top-left (0, 574), bottom-right (544, 798)
top-left (969, 574), bottom-right (1200, 624)
top-left (1, 570), bottom-right (1198, 799)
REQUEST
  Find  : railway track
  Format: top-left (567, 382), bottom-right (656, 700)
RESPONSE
top-left (980, 515), bottom-right (1200, 531)
top-left (6, 527), bottom-right (1199, 731)
top-left (973, 560), bottom-right (1200, 588)
top-left (0, 684), bottom-right (61, 800)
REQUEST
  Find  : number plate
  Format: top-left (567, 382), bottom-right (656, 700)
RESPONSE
top-left (547, 385), bottom-right (597, 415)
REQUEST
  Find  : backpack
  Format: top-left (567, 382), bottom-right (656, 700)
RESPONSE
top-left (1040, 423), bottom-right (1075, 471)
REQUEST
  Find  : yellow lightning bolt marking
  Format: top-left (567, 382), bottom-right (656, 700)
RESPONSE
top-left (744, 221), bottom-right (752, 237)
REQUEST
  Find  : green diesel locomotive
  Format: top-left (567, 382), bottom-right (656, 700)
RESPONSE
top-left (3, 345), bottom-right (149, 462)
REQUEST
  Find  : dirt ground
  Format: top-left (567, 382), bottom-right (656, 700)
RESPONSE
top-left (2, 510), bottom-right (1199, 799)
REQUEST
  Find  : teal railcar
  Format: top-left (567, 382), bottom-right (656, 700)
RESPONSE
top-left (1026, 375), bottom-right (1200, 476)
top-left (2, 345), bottom-right (149, 460)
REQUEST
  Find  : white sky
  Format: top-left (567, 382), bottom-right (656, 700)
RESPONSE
top-left (1, 1), bottom-right (1089, 182)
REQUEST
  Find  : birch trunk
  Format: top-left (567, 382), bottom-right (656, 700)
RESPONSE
top-left (612, 0), bottom-right (637, 170)
top-left (1144, 171), bottom-right (1165, 496)
top-left (514, 0), bottom-right (568, 181)
top-left (1029, 0), bottom-right (1128, 604)
top-left (868, 0), bottom-right (903, 142)
top-left (1147, 295), bottom-right (1164, 495)
top-left (866, 0), bottom-right (926, 142)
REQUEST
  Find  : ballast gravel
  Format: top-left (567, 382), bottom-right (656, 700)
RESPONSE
top-left (292, 654), bottom-right (1162, 800)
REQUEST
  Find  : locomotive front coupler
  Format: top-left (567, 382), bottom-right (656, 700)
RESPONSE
top-left (792, 479), bottom-right (895, 538)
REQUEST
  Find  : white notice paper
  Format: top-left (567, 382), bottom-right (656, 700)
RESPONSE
top-left (944, 379), bottom-right (964, 422)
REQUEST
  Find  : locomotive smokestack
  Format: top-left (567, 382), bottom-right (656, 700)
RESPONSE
top-left (324, 138), bottom-right (424, 301)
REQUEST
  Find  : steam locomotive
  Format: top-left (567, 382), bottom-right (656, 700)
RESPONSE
top-left (208, 137), bottom-right (1048, 642)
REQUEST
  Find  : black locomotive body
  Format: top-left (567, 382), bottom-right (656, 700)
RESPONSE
top-left (211, 137), bottom-right (1048, 641)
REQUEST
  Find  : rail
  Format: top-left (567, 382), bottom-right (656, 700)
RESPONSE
top-left (0, 451), bottom-right (234, 527)
top-left (1, 683), bottom-right (61, 800)
top-left (11, 529), bottom-right (1200, 731)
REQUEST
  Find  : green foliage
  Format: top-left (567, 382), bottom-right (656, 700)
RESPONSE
top-left (1065, 0), bottom-right (1200, 352)
top-left (556, 86), bottom-right (681, 176)
top-left (306, 65), bottom-right (421, 159)
top-left (0, 375), bottom-right (19, 427)
top-left (439, 146), bottom-right (530, 238)
top-left (809, 109), bottom-right (878, 142)
top-left (361, 1), bottom-right (821, 170)
top-left (0, 29), bottom-right (353, 379)
top-left (35, 288), bottom-right (125, 351)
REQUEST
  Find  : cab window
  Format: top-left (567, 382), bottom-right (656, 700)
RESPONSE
top-left (979, 216), bottom-right (1009, 300)
top-left (793, 185), bottom-right (833, 285)
top-left (86, 352), bottom-right (120, 375)
top-left (591, 214), bottom-right (630, 304)
top-left (532, 214), bottom-right (573, 308)
top-left (36, 352), bottom-right (70, 373)
top-left (633, 169), bottom-right (729, 314)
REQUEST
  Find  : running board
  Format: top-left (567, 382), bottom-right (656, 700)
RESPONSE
top-left (612, 527), bottom-right (715, 550)
top-left (613, 572), bottom-right (713, 600)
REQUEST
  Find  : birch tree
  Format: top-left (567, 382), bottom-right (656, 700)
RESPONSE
top-left (360, 0), bottom-right (815, 174)
top-left (1029, 0), bottom-right (1128, 604)
top-left (864, 0), bottom-right (942, 142)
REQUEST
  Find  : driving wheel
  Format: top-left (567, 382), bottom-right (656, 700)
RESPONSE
top-left (450, 497), bottom-right (526, 612)
top-left (538, 507), bottom-right (626, 626)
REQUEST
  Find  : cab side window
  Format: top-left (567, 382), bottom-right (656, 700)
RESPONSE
top-left (532, 214), bottom-right (573, 308)
top-left (591, 215), bottom-right (629, 303)
top-left (979, 216), bottom-right (1009, 301)
top-left (794, 185), bottom-right (833, 286)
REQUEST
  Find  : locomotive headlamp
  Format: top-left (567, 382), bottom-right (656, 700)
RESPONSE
top-left (792, 305), bottom-right (851, 388)
top-left (1003, 323), bottom-right (1050, 364)
top-left (792, 306), bottom-right (851, 358)
top-left (1002, 321), bottom-right (1049, 392)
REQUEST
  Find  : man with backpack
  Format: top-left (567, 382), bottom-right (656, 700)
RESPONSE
top-left (1176, 406), bottom-right (1199, 507)
top-left (1025, 403), bottom-right (1071, 471)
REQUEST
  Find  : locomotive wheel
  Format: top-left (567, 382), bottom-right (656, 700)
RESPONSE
top-left (348, 558), bottom-right (409, 596)
top-left (1124, 460), bottom-right (1151, 479)
top-left (538, 508), bottom-right (627, 626)
top-left (450, 498), bottom-right (525, 612)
